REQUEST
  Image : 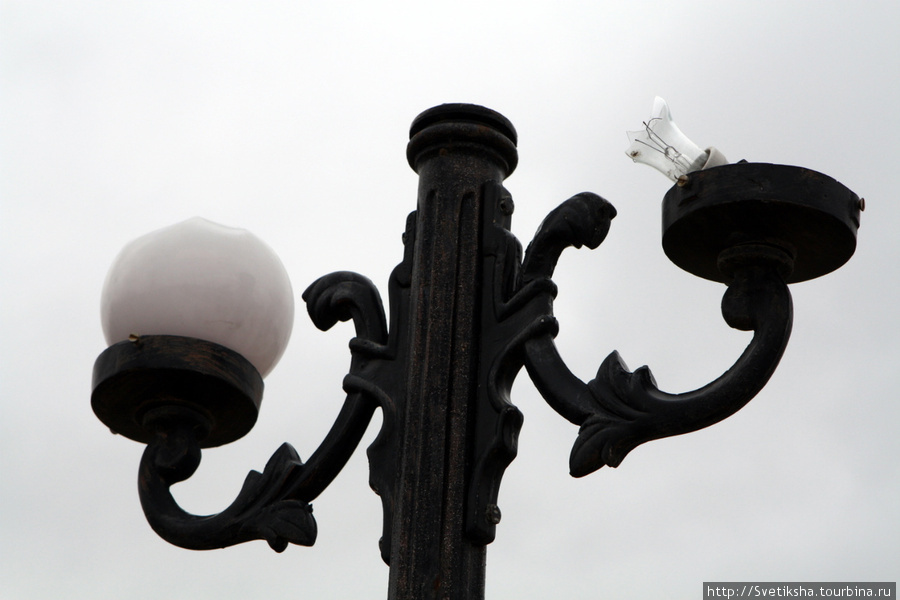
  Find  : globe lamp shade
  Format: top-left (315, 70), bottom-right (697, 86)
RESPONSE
top-left (100, 217), bottom-right (294, 378)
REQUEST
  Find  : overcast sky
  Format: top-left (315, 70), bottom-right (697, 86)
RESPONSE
top-left (2, 2), bottom-right (898, 599)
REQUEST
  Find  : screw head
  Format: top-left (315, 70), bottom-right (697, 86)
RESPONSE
top-left (485, 504), bottom-right (502, 525)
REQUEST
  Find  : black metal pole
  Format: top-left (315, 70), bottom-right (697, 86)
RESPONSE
top-left (387, 105), bottom-right (518, 600)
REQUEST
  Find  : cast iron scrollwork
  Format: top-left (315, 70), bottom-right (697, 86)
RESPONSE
top-left (130, 182), bottom-right (795, 556)
top-left (136, 268), bottom-right (393, 552)
top-left (139, 421), bottom-right (315, 552)
top-left (523, 234), bottom-right (793, 476)
top-left (119, 170), bottom-right (802, 563)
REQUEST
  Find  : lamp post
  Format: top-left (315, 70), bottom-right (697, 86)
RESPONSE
top-left (91, 103), bottom-right (861, 600)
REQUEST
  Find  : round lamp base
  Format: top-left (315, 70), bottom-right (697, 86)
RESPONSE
top-left (662, 163), bottom-right (861, 284)
top-left (91, 335), bottom-right (263, 448)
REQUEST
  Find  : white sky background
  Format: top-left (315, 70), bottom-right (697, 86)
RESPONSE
top-left (2, 1), bottom-right (898, 598)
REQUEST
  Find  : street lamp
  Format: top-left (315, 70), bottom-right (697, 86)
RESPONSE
top-left (91, 103), bottom-right (862, 600)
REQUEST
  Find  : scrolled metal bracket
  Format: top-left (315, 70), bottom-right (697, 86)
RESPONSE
top-left (139, 414), bottom-right (315, 552)
top-left (524, 243), bottom-right (793, 475)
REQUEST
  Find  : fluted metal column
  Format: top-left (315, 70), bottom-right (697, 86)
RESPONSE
top-left (387, 105), bottom-right (518, 600)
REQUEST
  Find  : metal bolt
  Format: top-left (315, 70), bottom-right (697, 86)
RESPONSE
top-left (486, 504), bottom-right (501, 525)
top-left (499, 197), bottom-right (514, 216)
top-left (859, 197), bottom-right (866, 212)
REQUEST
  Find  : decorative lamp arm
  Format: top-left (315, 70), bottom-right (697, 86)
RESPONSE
top-left (524, 245), bottom-right (793, 476)
top-left (138, 415), bottom-right (315, 552)
top-left (137, 386), bottom-right (383, 552)
top-left (98, 271), bottom-right (394, 553)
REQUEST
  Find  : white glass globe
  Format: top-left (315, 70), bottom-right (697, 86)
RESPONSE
top-left (101, 217), bottom-right (294, 378)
